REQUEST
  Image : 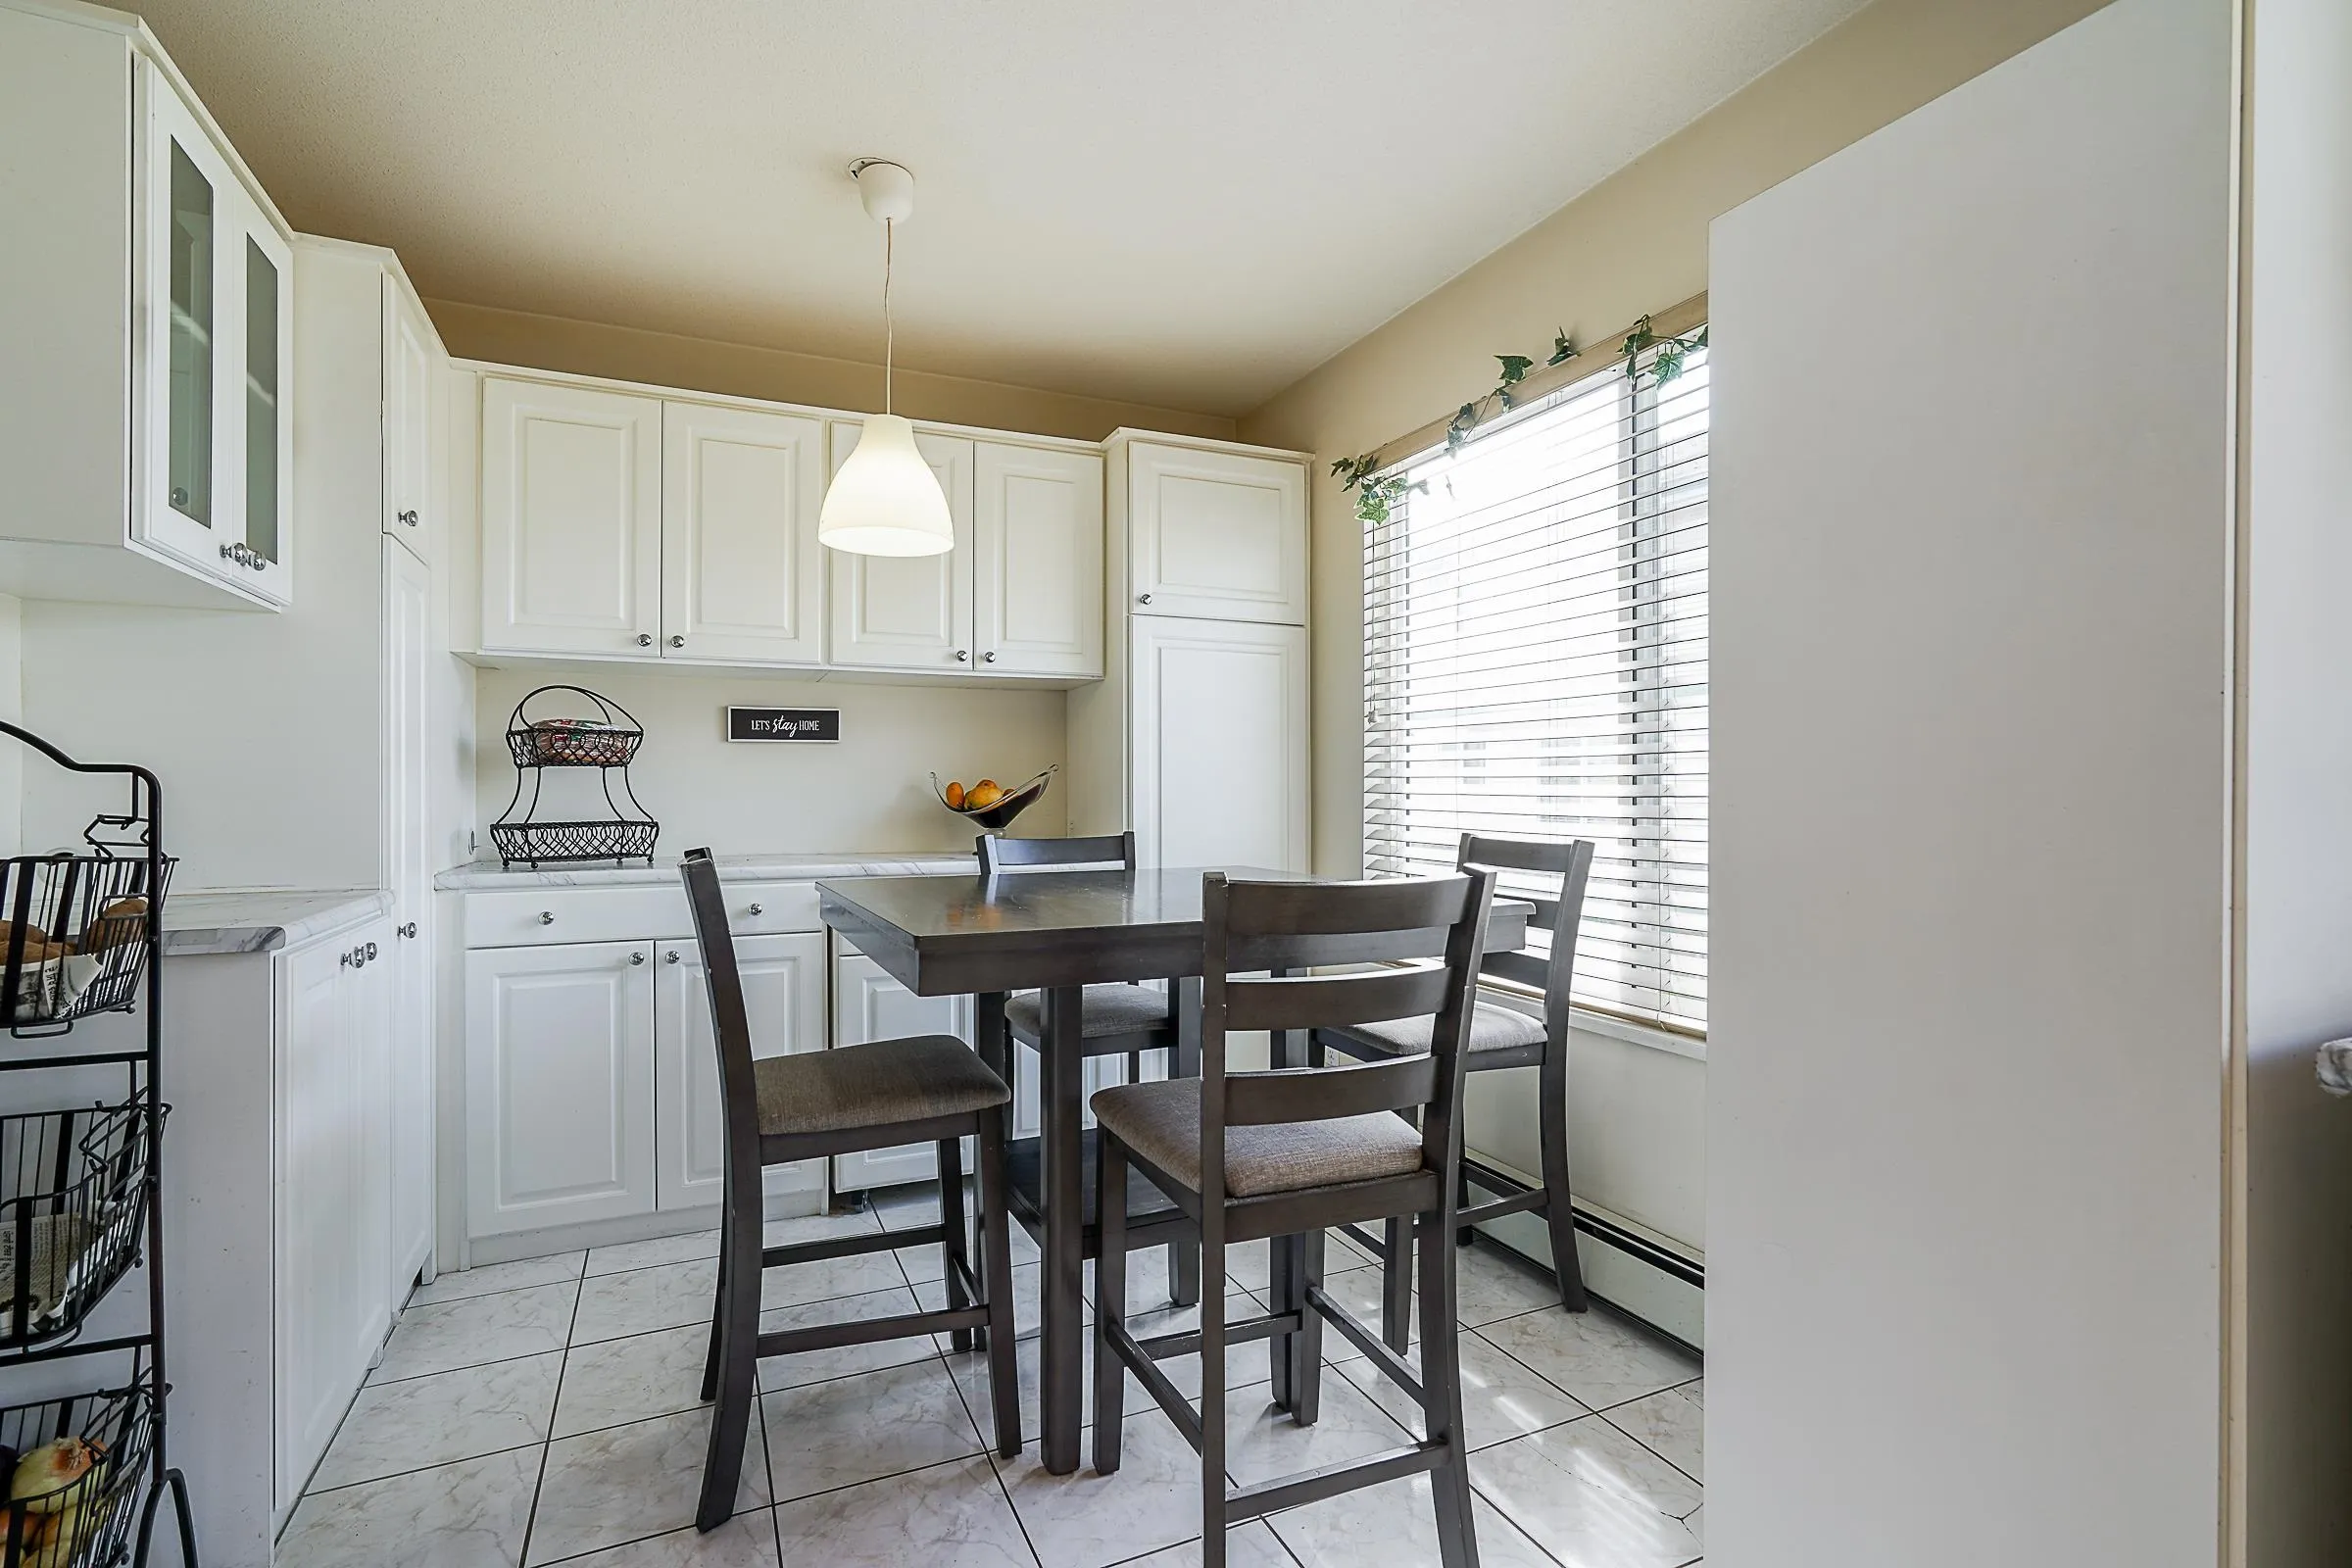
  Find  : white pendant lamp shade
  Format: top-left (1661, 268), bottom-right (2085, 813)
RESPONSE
top-left (820, 159), bottom-right (955, 558)
top-left (818, 414), bottom-right (954, 556)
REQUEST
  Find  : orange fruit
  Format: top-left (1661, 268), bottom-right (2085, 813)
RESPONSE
top-left (966, 780), bottom-right (1004, 809)
top-left (944, 781), bottom-right (966, 808)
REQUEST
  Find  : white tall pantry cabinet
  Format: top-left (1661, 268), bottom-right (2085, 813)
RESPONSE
top-left (1070, 433), bottom-right (1311, 872)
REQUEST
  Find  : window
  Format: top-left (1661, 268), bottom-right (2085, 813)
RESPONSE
top-left (1363, 340), bottom-right (1708, 1033)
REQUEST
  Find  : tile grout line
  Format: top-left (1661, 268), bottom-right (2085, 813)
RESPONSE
top-left (515, 1271), bottom-right (586, 1568)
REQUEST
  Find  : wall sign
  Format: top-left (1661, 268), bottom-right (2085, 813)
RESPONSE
top-left (726, 707), bottom-right (840, 743)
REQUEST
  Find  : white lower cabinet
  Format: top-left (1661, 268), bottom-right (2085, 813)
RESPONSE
top-left (275, 921), bottom-right (394, 1512)
top-left (655, 931), bottom-right (827, 1210)
top-left (465, 939), bottom-right (658, 1238)
top-left (829, 948), bottom-right (977, 1193)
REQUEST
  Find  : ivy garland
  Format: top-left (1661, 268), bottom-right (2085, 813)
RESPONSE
top-left (1331, 312), bottom-right (1709, 527)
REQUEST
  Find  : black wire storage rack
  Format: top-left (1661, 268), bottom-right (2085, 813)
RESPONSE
top-left (0, 721), bottom-right (194, 1568)
top-left (490, 685), bottom-right (660, 868)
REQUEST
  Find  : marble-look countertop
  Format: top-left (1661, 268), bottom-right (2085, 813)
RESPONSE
top-left (162, 889), bottom-right (393, 956)
top-left (434, 851), bottom-right (976, 892)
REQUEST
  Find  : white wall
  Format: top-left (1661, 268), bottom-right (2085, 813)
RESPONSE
top-left (471, 665), bottom-right (1064, 858)
top-left (0, 593), bottom-right (21, 858)
top-left (2241, 0), bottom-right (2352, 1558)
top-left (1707, 0), bottom-right (2233, 1562)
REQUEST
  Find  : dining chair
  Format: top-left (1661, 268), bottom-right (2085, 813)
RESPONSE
top-left (1313, 834), bottom-right (1594, 1349)
top-left (979, 829), bottom-right (1198, 1303)
top-left (1090, 867), bottom-right (1497, 1568)
top-left (680, 848), bottom-right (1020, 1532)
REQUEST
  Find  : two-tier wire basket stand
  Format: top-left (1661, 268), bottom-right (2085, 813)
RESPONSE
top-left (0, 721), bottom-right (195, 1567)
top-left (490, 685), bottom-right (660, 868)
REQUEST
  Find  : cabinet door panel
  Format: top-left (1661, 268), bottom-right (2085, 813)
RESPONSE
top-left (1131, 616), bottom-right (1309, 872)
top-left (662, 403), bottom-right (825, 664)
top-left (139, 80), bottom-right (237, 579)
top-left (480, 378), bottom-right (661, 656)
top-left (656, 931), bottom-right (827, 1212)
top-left (466, 940), bottom-right (656, 1236)
top-left (975, 443), bottom-right (1102, 677)
top-left (383, 278), bottom-right (436, 560)
top-left (232, 205), bottom-right (292, 603)
top-left (826, 423), bottom-right (975, 669)
top-left (829, 948), bottom-right (974, 1192)
top-left (1128, 444), bottom-right (1306, 624)
top-left (384, 540), bottom-right (435, 1295)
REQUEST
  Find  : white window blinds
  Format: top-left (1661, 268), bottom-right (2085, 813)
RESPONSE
top-left (1363, 341), bottom-right (1708, 1033)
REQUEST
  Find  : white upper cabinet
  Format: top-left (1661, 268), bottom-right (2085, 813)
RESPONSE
top-left (382, 275), bottom-right (438, 561)
top-left (1125, 441), bottom-right (1307, 624)
top-left (662, 402), bottom-right (826, 665)
top-left (1130, 614), bottom-right (1309, 872)
top-left (975, 442), bottom-right (1104, 678)
top-left (479, 378), bottom-right (662, 657)
top-left (826, 421), bottom-right (977, 670)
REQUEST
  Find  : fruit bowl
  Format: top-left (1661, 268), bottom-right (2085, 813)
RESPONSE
top-left (930, 765), bottom-right (1055, 834)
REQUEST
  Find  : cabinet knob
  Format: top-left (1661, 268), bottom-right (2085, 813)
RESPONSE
top-left (746, 902), bottom-right (763, 916)
top-left (398, 509), bottom-right (418, 527)
top-left (339, 950), bottom-right (354, 968)
top-left (366, 941), bottom-right (379, 961)
top-left (219, 543), bottom-right (236, 561)
top-left (398, 922), bottom-right (417, 939)
top-left (1137, 593), bottom-right (1152, 605)
top-left (669, 635), bottom-right (686, 649)
top-left (955, 649), bottom-right (970, 662)
top-left (538, 910), bottom-right (555, 925)
top-left (629, 951), bottom-right (647, 966)
top-left (665, 950), bottom-right (681, 964)
top-left (983, 651), bottom-right (998, 663)
top-left (636, 633), bottom-right (654, 647)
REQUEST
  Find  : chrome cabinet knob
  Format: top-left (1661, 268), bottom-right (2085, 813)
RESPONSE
top-left (538, 910), bottom-right (555, 925)
top-left (339, 950), bottom-right (354, 968)
top-left (629, 951), bottom-right (647, 965)
top-left (665, 950), bottom-right (681, 964)
top-left (747, 902), bottom-right (763, 916)
top-left (1137, 593), bottom-right (1152, 605)
top-left (366, 941), bottom-right (378, 961)
top-left (398, 922), bottom-right (417, 939)
top-left (398, 509), bottom-right (418, 527)
top-left (983, 651), bottom-right (998, 662)
top-left (670, 635), bottom-right (686, 649)
top-left (955, 649), bottom-right (970, 662)
top-left (636, 633), bottom-right (654, 647)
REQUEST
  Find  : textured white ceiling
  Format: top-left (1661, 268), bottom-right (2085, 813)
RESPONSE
top-left (130, 0), bottom-right (1868, 416)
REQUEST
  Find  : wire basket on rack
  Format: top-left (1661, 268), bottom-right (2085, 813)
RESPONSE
top-left (488, 820), bottom-right (662, 867)
top-left (0, 1384), bottom-right (156, 1568)
top-left (0, 845), bottom-right (172, 1034)
top-left (0, 1104), bottom-right (157, 1355)
top-left (504, 687), bottom-right (645, 769)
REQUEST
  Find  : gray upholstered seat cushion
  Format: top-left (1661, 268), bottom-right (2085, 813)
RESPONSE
top-left (1329, 1003), bottom-right (1545, 1058)
top-left (1004, 983), bottom-right (1173, 1040)
top-left (755, 1035), bottom-right (1007, 1138)
top-left (1090, 1078), bottom-right (1427, 1199)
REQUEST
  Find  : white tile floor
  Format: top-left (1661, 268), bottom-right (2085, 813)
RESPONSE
top-left (281, 1184), bottom-right (1702, 1568)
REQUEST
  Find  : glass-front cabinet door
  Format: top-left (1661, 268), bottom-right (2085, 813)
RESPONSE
top-left (139, 71), bottom-right (291, 604)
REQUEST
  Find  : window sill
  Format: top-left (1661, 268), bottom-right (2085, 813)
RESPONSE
top-left (1477, 985), bottom-right (1708, 1062)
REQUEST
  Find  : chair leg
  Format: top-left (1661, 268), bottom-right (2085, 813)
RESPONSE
top-left (1168, 983), bottom-right (1201, 1310)
top-left (1457, 1164), bottom-right (1475, 1249)
top-left (1539, 1052), bottom-right (1590, 1313)
top-left (976, 1113), bottom-right (1022, 1457)
top-left (1200, 1253), bottom-right (1229, 1568)
top-left (1092, 1137), bottom-right (1129, 1473)
top-left (939, 1137), bottom-right (973, 1353)
top-left (1267, 1229), bottom-right (1296, 1411)
top-left (696, 1190), bottom-right (763, 1532)
top-left (699, 1198), bottom-right (732, 1403)
top-left (1289, 1228), bottom-right (1325, 1427)
top-left (1418, 1197), bottom-right (1481, 1568)
top-left (1380, 1215), bottom-right (1412, 1352)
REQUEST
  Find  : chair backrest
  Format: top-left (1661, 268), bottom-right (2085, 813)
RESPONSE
top-left (679, 849), bottom-right (761, 1192)
top-left (1197, 869), bottom-right (1496, 1205)
top-left (976, 830), bottom-right (1137, 876)
top-left (1457, 833), bottom-right (1592, 1042)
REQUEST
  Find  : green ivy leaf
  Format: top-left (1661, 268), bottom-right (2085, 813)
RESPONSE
top-left (1495, 355), bottom-right (1534, 385)
top-left (1548, 329), bottom-right (1578, 366)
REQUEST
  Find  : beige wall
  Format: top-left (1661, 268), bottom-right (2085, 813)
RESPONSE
top-left (473, 664), bottom-right (1066, 861)
top-left (1236, 0), bottom-right (2106, 880)
top-left (426, 299), bottom-right (1234, 446)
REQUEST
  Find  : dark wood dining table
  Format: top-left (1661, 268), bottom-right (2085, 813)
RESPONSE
top-left (816, 863), bottom-right (1530, 1475)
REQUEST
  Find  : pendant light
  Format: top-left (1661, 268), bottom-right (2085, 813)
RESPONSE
top-left (818, 159), bottom-right (956, 558)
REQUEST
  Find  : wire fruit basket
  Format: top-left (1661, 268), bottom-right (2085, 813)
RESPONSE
top-left (0, 834), bottom-right (173, 1035)
top-left (491, 685), bottom-right (661, 868)
top-left (0, 1384), bottom-right (157, 1568)
top-left (928, 766), bottom-right (1054, 834)
top-left (0, 1105), bottom-right (158, 1356)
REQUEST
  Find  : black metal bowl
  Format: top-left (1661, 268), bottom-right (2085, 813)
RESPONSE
top-left (930, 766), bottom-right (1054, 834)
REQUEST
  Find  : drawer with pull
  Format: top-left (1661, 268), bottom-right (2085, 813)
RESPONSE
top-left (464, 880), bottom-right (822, 948)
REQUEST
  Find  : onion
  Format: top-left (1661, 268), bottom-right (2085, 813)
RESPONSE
top-left (11, 1439), bottom-right (97, 1513)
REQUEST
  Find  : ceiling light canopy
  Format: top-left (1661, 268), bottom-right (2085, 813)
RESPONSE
top-left (819, 159), bottom-right (954, 558)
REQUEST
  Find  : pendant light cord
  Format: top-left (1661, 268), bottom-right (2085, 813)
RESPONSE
top-left (882, 217), bottom-right (896, 416)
